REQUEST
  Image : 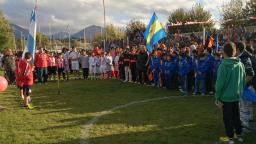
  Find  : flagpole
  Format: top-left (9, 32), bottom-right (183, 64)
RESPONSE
top-left (13, 33), bottom-right (17, 51)
top-left (84, 28), bottom-right (86, 49)
top-left (19, 30), bottom-right (23, 50)
top-left (203, 27), bottom-right (206, 45)
top-left (69, 28), bottom-right (71, 49)
top-left (103, 0), bottom-right (106, 52)
top-left (49, 24), bottom-right (52, 51)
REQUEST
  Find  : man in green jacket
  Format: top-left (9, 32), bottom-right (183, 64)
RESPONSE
top-left (215, 42), bottom-right (246, 144)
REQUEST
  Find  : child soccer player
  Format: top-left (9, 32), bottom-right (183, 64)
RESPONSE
top-left (106, 52), bottom-right (114, 78)
top-left (56, 53), bottom-right (65, 80)
top-left (100, 53), bottom-right (107, 79)
top-left (150, 50), bottom-right (161, 87)
top-left (163, 55), bottom-right (173, 89)
top-left (215, 42), bottom-right (246, 144)
top-left (80, 50), bottom-right (89, 80)
top-left (95, 54), bottom-right (101, 79)
top-left (20, 52), bottom-right (34, 109)
top-left (160, 54), bottom-right (167, 88)
top-left (113, 52), bottom-right (120, 79)
top-left (15, 51), bottom-right (24, 100)
top-left (193, 53), bottom-right (207, 95)
top-left (205, 48), bottom-right (215, 95)
top-left (178, 52), bottom-right (190, 94)
top-left (89, 53), bottom-right (97, 80)
top-left (48, 52), bottom-right (57, 81)
top-left (213, 52), bottom-right (222, 87)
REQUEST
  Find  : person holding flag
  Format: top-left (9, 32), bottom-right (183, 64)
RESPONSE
top-left (144, 12), bottom-right (167, 87)
top-left (17, 0), bottom-right (38, 109)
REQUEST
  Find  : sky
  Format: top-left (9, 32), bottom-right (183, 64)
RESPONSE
top-left (0, 0), bottom-right (233, 34)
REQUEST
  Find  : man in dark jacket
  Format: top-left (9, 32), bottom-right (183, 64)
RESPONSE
top-left (2, 48), bottom-right (16, 84)
top-left (136, 46), bottom-right (148, 84)
top-left (236, 42), bottom-right (255, 128)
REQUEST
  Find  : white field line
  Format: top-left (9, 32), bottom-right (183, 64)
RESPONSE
top-left (80, 95), bottom-right (212, 144)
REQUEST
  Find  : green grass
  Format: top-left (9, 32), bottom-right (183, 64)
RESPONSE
top-left (0, 79), bottom-right (255, 144)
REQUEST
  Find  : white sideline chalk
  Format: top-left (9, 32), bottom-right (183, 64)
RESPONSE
top-left (80, 95), bottom-right (212, 144)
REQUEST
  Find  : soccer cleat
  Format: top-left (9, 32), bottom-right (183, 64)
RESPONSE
top-left (219, 136), bottom-right (229, 142)
top-left (27, 104), bottom-right (34, 110)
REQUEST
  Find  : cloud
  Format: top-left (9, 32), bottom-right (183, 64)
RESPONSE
top-left (0, 0), bottom-right (5, 5)
top-left (0, 0), bottom-right (228, 34)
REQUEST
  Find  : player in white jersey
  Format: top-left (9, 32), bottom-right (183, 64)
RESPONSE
top-left (89, 53), bottom-right (97, 80)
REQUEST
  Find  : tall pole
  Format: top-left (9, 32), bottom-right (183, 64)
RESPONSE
top-left (203, 27), bottom-right (206, 45)
top-left (103, 0), bottom-right (106, 52)
top-left (23, 36), bottom-right (26, 51)
top-left (49, 24), bottom-right (52, 51)
top-left (84, 28), bottom-right (86, 49)
top-left (20, 31), bottom-right (23, 50)
top-left (13, 33), bottom-right (17, 51)
top-left (69, 31), bottom-right (71, 49)
top-left (38, 25), bottom-right (41, 48)
top-left (65, 24), bottom-right (71, 49)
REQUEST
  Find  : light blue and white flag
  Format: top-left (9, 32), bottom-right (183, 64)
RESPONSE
top-left (23, 7), bottom-right (37, 60)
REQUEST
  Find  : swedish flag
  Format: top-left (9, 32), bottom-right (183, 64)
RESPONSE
top-left (144, 12), bottom-right (167, 52)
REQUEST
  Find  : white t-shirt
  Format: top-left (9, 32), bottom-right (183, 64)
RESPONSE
top-left (114, 55), bottom-right (119, 66)
top-left (106, 56), bottom-right (113, 66)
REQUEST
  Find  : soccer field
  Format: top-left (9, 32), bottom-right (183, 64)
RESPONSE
top-left (0, 80), bottom-right (255, 144)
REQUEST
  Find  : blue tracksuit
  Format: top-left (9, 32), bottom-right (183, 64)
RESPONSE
top-left (194, 57), bottom-right (207, 94)
top-left (179, 57), bottom-right (190, 92)
top-left (205, 54), bottom-right (215, 73)
top-left (163, 59), bottom-right (178, 89)
top-left (205, 54), bottom-right (215, 92)
top-left (213, 59), bottom-right (221, 80)
top-left (150, 56), bottom-right (161, 87)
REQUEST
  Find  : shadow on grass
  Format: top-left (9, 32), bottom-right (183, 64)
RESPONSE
top-left (4, 80), bottom-right (254, 144)
top-left (32, 79), bottom-right (182, 115)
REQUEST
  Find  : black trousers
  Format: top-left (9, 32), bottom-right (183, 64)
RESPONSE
top-left (137, 69), bottom-right (147, 84)
top-left (5, 70), bottom-right (15, 84)
top-left (205, 71), bottom-right (214, 93)
top-left (187, 70), bottom-right (195, 91)
top-left (119, 65), bottom-right (125, 81)
top-left (130, 63), bottom-right (137, 82)
top-left (58, 68), bottom-right (66, 80)
top-left (82, 68), bottom-right (89, 79)
top-left (161, 73), bottom-right (165, 87)
top-left (222, 101), bottom-right (242, 139)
